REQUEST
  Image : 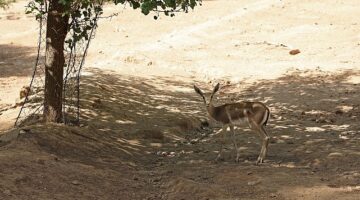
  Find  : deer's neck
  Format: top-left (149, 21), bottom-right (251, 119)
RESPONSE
top-left (207, 103), bottom-right (218, 120)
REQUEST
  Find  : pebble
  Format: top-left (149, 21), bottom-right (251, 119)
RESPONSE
top-left (289, 49), bottom-right (301, 55)
top-left (71, 180), bottom-right (80, 185)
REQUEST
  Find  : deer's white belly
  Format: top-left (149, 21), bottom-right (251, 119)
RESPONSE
top-left (230, 118), bottom-right (249, 127)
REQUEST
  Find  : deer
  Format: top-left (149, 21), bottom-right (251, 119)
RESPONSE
top-left (194, 83), bottom-right (271, 165)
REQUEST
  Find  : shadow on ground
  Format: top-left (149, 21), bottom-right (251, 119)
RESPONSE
top-left (0, 44), bottom-right (36, 78)
top-left (0, 68), bottom-right (359, 199)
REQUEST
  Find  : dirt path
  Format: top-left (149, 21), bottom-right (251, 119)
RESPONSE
top-left (1, 0), bottom-right (360, 199)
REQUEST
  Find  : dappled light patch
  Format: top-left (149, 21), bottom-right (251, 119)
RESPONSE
top-left (322, 124), bottom-right (350, 131)
top-left (345, 75), bottom-right (360, 84)
top-left (115, 119), bottom-right (136, 124)
top-left (305, 127), bottom-right (326, 132)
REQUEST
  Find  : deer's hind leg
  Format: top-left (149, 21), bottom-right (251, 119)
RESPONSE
top-left (249, 120), bottom-right (270, 165)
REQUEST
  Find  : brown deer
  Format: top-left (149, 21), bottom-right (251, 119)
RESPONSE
top-left (194, 83), bottom-right (270, 164)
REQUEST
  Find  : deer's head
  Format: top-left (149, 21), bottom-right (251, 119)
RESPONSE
top-left (194, 83), bottom-right (220, 108)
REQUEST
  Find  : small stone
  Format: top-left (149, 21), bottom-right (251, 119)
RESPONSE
top-left (289, 49), bottom-right (301, 55)
top-left (247, 171), bottom-right (253, 175)
top-left (133, 176), bottom-right (139, 181)
top-left (71, 180), bottom-right (80, 185)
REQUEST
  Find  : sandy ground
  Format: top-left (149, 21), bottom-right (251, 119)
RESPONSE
top-left (1, 0), bottom-right (360, 199)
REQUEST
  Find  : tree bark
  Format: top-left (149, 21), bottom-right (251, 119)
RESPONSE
top-left (43, 0), bottom-right (69, 123)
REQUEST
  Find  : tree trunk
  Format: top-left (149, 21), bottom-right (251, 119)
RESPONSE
top-left (43, 0), bottom-right (69, 122)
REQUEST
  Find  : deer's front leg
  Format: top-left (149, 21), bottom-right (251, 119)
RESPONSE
top-left (215, 124), bottom-right (228, 162)
top-left (229, 125), bottom-right (240, 162)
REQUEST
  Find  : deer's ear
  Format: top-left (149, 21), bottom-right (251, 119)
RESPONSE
top-left (194, 85), bottom-right (204, 96)
top-left (213, 83), bottom-right (220, 94)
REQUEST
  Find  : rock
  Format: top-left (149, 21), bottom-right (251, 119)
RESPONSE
top-left (328, 152), bottom-right (343, 157)
top-left (289, 49), bottom-right (301, 55)
top-left (71, 180), bottom-right (80, 185)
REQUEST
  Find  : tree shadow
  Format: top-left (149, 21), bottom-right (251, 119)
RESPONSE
top-left (26, 68), bottom-right (360, 172)
top-left (0, 44), bottom-right (36, 78)
top-left (3, 68), bottom-right (359, 199)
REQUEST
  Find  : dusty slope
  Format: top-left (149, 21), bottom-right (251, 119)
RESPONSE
top-left (1, 69), bottom-right (360, 199)
top-left (0, 0), bottom-right (360, 199)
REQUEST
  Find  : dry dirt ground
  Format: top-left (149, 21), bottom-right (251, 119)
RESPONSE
top-left (1, 0), bottom-right (360, 199)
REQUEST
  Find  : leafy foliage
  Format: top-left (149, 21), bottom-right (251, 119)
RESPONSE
top-left (25, 0), bottom-right (202, 52)
top-left (0, 0), bottom-right (15, 9)
top-left (27, 0), bottom-right (201, 48)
